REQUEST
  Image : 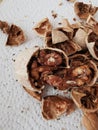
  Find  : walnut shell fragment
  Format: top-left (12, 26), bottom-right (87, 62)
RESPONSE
top-left (71, 85), bottom-right (98, 112)
top-left (14, 47), bottom-right (41, 92)
top-left (0, 20), bottom-right (10, 34)
top-left (86, 32), bottom-right (98, 60)
top-left (82, 112), bottom-right (98, 130)
top-left (74, 2), bottom-right (98, 19)
top-left (6, 24), bottom-right (26, 46)
top-left (73, 28), bottom-right (87, 49)
top-left (45, 30), bottom-right (81, 56)
top-left (23, 86), bottom-right (42, 101)
top-left (42, 95), bottom-right (75, 120)
top-left (33, 18), bottom-right (52, 37)
top-left (52, 29), bottom-right (69, 44)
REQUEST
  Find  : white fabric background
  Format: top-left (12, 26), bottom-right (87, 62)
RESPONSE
top-left (0, 0), bottom-right (98, 130)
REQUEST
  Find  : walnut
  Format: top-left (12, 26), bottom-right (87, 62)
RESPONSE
top-left (82, 112), bottom-right (98, 130)
top-left (70, 54), bottom-right (98, 86)
top-left (43, 75), bottom-right (69, 90)
top-left (27, 47), bottom-right (69, 91)
top-left (38, 51), bottom-right (62, 66)
top-left (42, 95), bottom-right (75, 120)
top-left (74, 2), bottom-right (98, 19)
top-left (6, 24), bottom-right (26, 46)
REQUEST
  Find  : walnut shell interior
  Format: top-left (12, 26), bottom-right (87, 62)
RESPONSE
top-left (74, 2), bottom-right (98, 19)
top-left (42, 95), bottom-right (74, 120)
top-left (6, 24), bottom-right (26, 46)
top-left (33, 18), bottom-right (52, 37)
top-left (71, 85), bottom-right (98, 112)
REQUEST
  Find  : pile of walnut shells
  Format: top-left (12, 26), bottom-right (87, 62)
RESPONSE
top-left (14, 2), bottom-right (98, 130)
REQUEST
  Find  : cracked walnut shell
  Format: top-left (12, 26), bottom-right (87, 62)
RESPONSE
top-left (6, 24), bottom-right (26, 46)
top-left (71, 85), bottom-right (98, 113)
top-left (33, 18), bottom-right (52, 37)
top-left (42, 95), bottom-right (75, 120)
top-left (74, 2), bottom-right (98, 19)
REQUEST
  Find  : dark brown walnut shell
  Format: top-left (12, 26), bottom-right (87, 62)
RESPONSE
top-left (69, 54), bottom-right (98, 87)
top-left (6, 24), bottom-right (26, 46)
top-left (45, 30), bottom-right (81, 56)
top-left (82, 112), bottom-right (98, 130)
top-left (27, 47), bottom-right (69, 91)
top-left (74, 2), bottom-right (98, 19)
top-left (71, 85), bottom-right (98, 112)
top-left (86, 31), bottom-right (98, 60)
top-left (33, 18), bottom-right (52, 37)
top-left (0, 20), bottom-right (10, 34)
top-left (23, 86), bottom-right (42, 101)
top-left (42, 95), bottom-right (75, 120)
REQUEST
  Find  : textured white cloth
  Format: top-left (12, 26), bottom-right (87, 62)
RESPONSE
top-left (0, 0), bottom-right (97, 130)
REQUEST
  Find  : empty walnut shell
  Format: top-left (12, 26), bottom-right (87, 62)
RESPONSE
top-left (70, 54), bottom-right (98, 87)
top-left (73, 28), bottom-right (87, 49)
top-left (6, 24), bottom-right (26, 46)
top-left (86, 31), bottom-right (98, 60)
top-left (74, 2), bottom-right (98, 19)
top-left (33, 18), bottom-right (52, 37)
top-left (42, 95), bottom-right (75, 120)
top-left (71, 85), bottom-right (98, 112)
top-left (82, 112), bottom-right (98, 130)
